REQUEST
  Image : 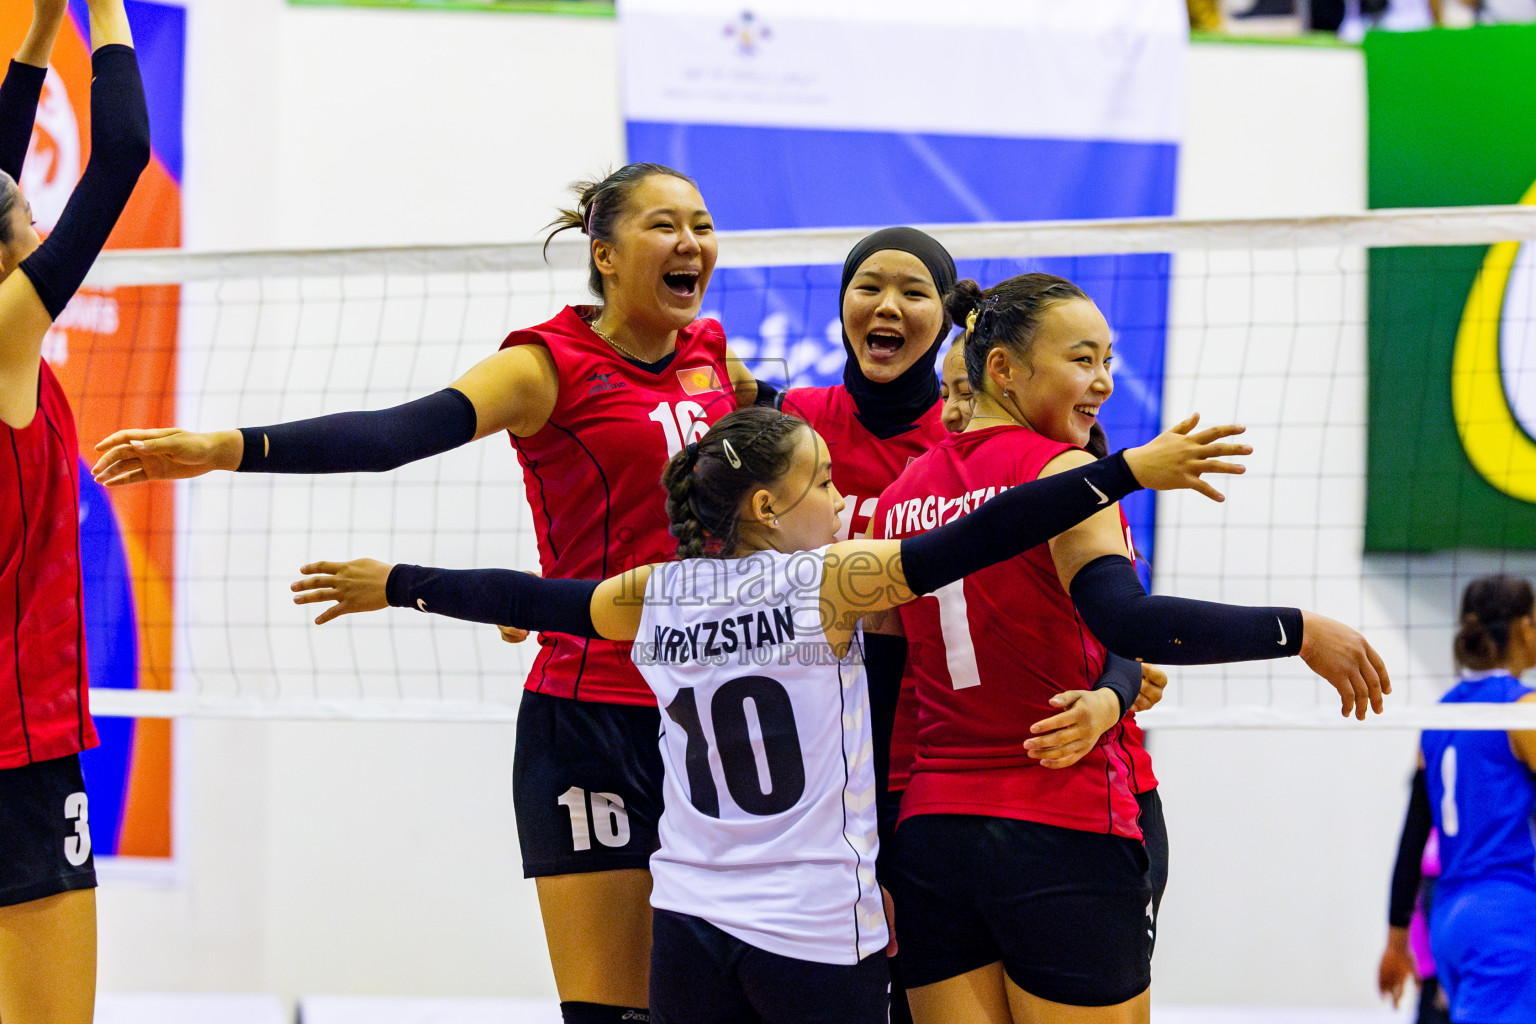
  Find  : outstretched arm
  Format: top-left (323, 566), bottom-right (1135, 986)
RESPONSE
top-left (1064, 553), bottom-right (1389, 719)
top-left (818, 414), bottom-right (1251, 640)
top-left (289, 557), bottom-right (652, 645)
top-left (92, 334), bottom-right (561, 485)
top-left (1, 0), bottom-right (149, 426)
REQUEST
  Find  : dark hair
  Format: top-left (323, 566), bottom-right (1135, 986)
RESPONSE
top-left (944, 273), bottom-right (1089, 392)
top-left (661, 407), bottom-right (808, 559)
top-left (0, 172), bottom-right (20, 249)
top-left (1454, 573), bottom-right (1535, 671)
top-left (544, 163), bottom-right (700, 299)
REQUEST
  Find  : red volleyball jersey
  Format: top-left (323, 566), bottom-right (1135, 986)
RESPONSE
top-left (501, 306), bottom-right (737, 705)
top-left (874, 424), bottom-right (1142, 839)
top-left (780, 386), bottom-right (945, 543)
top-left (781, 385), bottom-right (945, 789)
top-left (1, 361), bottom-right (97, 768)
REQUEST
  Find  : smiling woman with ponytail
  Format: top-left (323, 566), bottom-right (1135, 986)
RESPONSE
top-left (90, 162), bottom-right (760, 1023)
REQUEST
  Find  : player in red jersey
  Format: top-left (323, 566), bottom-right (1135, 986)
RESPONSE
top-left (875, 273), bottom-right (1390, 1024)
top-left (776, 227), bottom-right (953, 1024)
top-left (92, 165), bottom-right (754, 1024)
top-left (779, 227), bottom-right (954, 544)
top-left (782, 229), bottom-right (1160, 1024)
top-left (0, 0), bottom-right (149, 1019)
top-left (944, 335), bottom-right (1175, 933)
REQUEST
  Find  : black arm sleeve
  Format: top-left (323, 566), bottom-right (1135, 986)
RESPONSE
top-left (1069, 554), bottom-right (1304, 665)
top-left (1092, 652), bottom-right (1140, 718)
top-left (863, 633), bottom-right (908, 798)
top-left (1388, 768), bottom-right (1432, 928)
top-left (16, 45), bottom-right (150, 320)
top-left (0, 60), bottom-right (46, 181)
top-left (898, 450), bottom-right (1142, 597)
top-left (237, 388), bottom-right (477, 473)
top-left (385, 563), bottom-right (602, 638)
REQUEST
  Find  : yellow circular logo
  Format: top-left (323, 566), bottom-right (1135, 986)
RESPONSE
top-left (1452, 178), bottom-right (1536, 501)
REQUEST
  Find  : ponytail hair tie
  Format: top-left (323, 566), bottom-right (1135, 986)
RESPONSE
top-left (584, 202), bottom-right (597, 237)
top-left (684, 439), bottom-right (701, 470)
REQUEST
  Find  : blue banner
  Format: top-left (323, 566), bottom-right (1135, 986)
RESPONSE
top-left (621, 0), bottom-right (1184, 566)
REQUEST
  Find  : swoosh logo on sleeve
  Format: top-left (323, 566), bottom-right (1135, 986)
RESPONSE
top-left (1088, 480), bottom-right (1109, 505)
top-left (1276, 616), bottom-right (1287, 646)
top-left (417, 599), bottom-right (428, 612)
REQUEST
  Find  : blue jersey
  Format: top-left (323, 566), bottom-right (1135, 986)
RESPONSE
top-left (1422, 672), bottom-right (1536, 896)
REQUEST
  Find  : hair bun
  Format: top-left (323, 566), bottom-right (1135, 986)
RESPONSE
top-left (944, 279), bottom-right (984, 325)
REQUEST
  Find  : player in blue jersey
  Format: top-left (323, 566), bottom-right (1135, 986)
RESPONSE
top-left (1421, 574), bottom-right (1536, 1024)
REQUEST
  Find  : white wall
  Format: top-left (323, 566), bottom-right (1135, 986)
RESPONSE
top-left (98, 14), bottom-right (1423, 1010)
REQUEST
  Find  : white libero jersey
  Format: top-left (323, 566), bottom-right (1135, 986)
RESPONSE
top-left (633, 546), bottom-right (885, 965)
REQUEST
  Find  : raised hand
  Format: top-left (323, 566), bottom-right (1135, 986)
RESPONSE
top-left (92, 427), bottom-right (243, 485)
top-left (17, 0), bottom-right (70, 67)
top-left (291, 558), bottom-right (392, 625)
top-left (1122, 413), bottom-right (1251, 502)
top-left (1299, 611), bottom-right (1391, 720)
top-left (1023, 688), bottom-right (1122, 769)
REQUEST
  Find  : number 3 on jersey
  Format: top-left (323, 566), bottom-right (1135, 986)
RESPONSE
top-left (64, 791), bottom-right (91, 866)
top-left (649, 401), bottom-right (709, 457)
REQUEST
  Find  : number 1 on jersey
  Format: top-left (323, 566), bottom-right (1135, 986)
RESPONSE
top-left (1439, 745), bottom-right (1459, 837)
top-left (933, 581), bottom-right (982, 689)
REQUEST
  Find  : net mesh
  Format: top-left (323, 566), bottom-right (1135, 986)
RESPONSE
top-left (74, 206), bottom-right (1536, 728)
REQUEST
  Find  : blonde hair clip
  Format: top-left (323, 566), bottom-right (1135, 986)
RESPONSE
top-left (965, 308), bottom-right (979, 335)
top-left (722, 439), bottom-right (743, 469)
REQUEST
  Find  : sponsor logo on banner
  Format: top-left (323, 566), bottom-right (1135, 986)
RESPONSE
top-left (677, 365), bottom-right (723, 396)
top-left (724, 10), bottom-right (772, 55)
top-left (1363, 24), bottom-right (1536, 550)
top-left (1450, 181), bottom-right (1536, 501)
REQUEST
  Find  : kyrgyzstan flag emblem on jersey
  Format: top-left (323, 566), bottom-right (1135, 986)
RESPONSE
top-left (676, 365), bottom-right (722, 395)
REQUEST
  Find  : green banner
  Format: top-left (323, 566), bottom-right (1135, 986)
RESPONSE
top-left (1365, 24), bottom-right (1536, 551)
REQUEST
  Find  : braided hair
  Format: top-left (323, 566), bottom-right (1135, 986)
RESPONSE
top-left (1454, 573), bottom-right (1535, 671)
top-left (661, 407), bottom-right (807, 559)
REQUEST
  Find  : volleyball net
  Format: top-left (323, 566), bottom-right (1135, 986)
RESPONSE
top-left (74, 205), bottom-right (1536, 729)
